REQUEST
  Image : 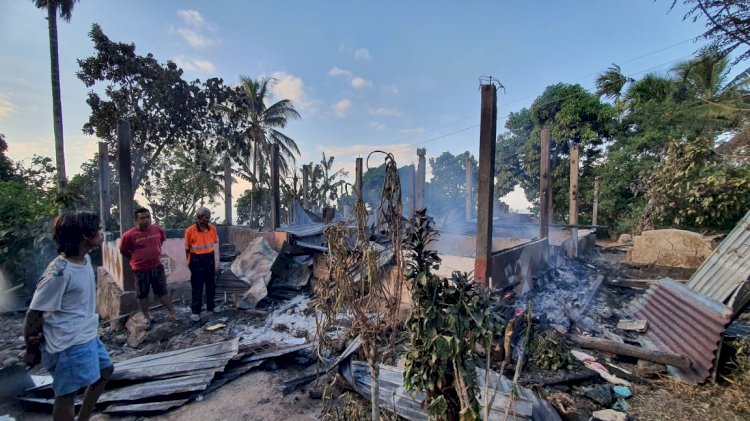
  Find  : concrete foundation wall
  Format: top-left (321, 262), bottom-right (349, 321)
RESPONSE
top-left (96, 266), bottom-right (137, 323)
top-left (101, 237), bottom-right (224, 290)
top-left (490, 238), bottom-right (550, 294)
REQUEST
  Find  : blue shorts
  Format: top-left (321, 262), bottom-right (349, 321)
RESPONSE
top-left (42, 337), bottom-right (113, 396)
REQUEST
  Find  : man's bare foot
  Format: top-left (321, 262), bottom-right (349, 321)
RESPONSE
top-left (167, 312), bottom-right (178, 322)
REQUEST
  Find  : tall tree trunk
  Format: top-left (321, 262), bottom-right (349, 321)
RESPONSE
top-left (47, 3), bottom-right (67, 213)
top-left (250, 145), bottom-right (257, 226)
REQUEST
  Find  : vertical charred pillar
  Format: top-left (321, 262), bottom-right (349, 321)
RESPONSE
top-left (303, 164), bottom-right (310, 209)
top-left (569, 142), bottom-right (580, 257)
top-left (593, 176), bottom-right (600, 226)
top-left (270, 143), bottom-right (280, 231)
top-left (98, 141), bottom-right (110, 232)
top-left (539, 129), bottom-right (551, 239)
top-left (355, 157), bottom-right (363, 201)
top-left (224, 156), bottom-right (232, 225)
top-left (474, 84), bottom-right (497, 287)
top-left (118, 120), bottom-right (134, 291)
top-left (416, 148), bottom-right (426, 211)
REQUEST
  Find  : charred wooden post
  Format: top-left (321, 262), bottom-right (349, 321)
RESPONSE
top-left (569, 142), bottom-right (580, 257)
top-left (539, 129), bottom-right (551, 239)
top-left (98, 141), bottom-right (111, 232)
top-left (410, 164), bottom-right (416, 217)
top-left (416, 148), bottom-right (426, 211)
top-left (270, 143), bottom-right (280, 231)
top-left (465, 157), bottom-right (473, 222)
top-left (292, 172), bottom-right (299, 225)
top-left (118, 120), bottom-right (134, 291)
top-left (224, 156), bottom-right (232, 225)
top-left (593, 176), bottom-right (600, 226)
top-left (474, 84), bottom-right (498, 287)
top-left (355, 157), bottom-right (363, 200)
top-left (302, 164), bottom-right (310, 209)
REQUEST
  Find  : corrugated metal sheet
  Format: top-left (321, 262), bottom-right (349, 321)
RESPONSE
top-left (631, 279), bottom-right (732, 384)
top-left (687, 210), bottom-right (750, 316)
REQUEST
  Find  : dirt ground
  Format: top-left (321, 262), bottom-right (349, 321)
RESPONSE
top-left (1, 243), bottom-right (749, 420)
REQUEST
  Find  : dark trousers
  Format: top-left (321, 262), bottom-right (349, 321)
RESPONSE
top-left (189, 252), bottom-right (216, 314)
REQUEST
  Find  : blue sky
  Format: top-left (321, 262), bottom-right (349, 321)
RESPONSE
top-left (0, 0), bottom-right (709, 212)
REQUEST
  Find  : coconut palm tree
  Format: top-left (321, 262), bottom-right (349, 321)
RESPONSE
top-left (33, 0), bottom-right (78, 213)
top-left (671, 51), bottom-right (750, 134)
top-left (234, 76), bottom-right (301, 225)
top-left (595, 63), bottom-right (634, 118)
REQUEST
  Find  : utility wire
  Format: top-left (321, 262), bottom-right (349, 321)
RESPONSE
top-left (328, 38), bottom-right (702, 161)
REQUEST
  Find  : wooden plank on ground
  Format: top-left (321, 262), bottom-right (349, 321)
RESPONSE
top-left (616, 319), bottom-right (648, 332)
top-left (568, 335), bottom-right (690, 369)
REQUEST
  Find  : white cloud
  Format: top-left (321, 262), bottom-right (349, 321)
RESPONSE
top-left (0, 94), bottom-right (15, 119)
top-left (173, 55), bottom-right (216, 73)
top-left (328, 67), bottom-right (352, 78)
top-left (333, 99), bottom-right (352, 118)
top-left (371, 107), bottom-right (400, 117)
top-left (174, 9), bottom-right (219, 49)
top-left (177, 28), bottom-right (213, 48)
top-left (271, 71), bottom-right (316, 111)
top-left (177, 9), bottom-right (205, 26)
top-left (369, 122), bottom-right (387, 131)
top-left (354, 48), bottom-right (371, 61)
top-left (382, 84), bottom-right (400, 95)
top-left (351, 77), bottom-right (373, 89)
top-left (399, 127), bottom-right (426, 137)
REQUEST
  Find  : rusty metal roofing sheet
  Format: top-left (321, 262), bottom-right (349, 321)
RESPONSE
top-left (686, 210), bottom-right (750, 316)
top-left (631, 279), bottom-right (732, 384)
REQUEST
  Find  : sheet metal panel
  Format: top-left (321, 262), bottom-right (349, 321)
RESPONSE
top-left (687, 210), bottom-right (750, 315)
top-left (632, 279), bottom-right (732, 384)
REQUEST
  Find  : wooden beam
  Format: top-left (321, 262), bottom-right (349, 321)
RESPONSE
top-left (568, 142), bottom-right (579, 257)
top-left (98, 141), bottom-right (111, 231)
top-left (539, 129), bottom-right (551, 239)
top-left (224, 156), bottom-right (232, 225)
top-left (474, 84), bottom-right (497, 286)
top-left (416, 148), bottom-right (426, 210)
top-left (593, 176), bottom-right (600, 226)
top-left (568, 334), bottom-right (690, 369)
top-left (117, 120), bottom-right (134, 291)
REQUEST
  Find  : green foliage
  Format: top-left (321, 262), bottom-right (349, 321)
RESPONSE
top-left (236, 187), bottom-right (272, 227)
top-left (0, 157), bottom-right (58, 284)
top-left (529, 331), bottom-right (573, 371)
top-left (644, 138), bottom-right (750, 231)
top-left (402, 209), bottom-right (505, 421)
top-left (427, 151), bottom-right (477, 217)
top-left (0, 134), bottom-right (14, 182)
top-left (78, 24), bottom-right (211, 194)
top-left (303, 153), bottom-right (349, 212)
top-left (144, 148), bottom-right (223, 228)
top-left (494, 85), bottom-right (614, 222)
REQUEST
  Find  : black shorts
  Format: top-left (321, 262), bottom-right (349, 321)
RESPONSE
top-left (134, 265), bottom-right (168, 299)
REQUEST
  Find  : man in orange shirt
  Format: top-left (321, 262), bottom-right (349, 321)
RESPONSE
top-left (184, 207), bottom-right (219, 321)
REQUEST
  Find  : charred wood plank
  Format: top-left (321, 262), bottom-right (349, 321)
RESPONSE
top-left (568, 335), bottom-right (690, 369)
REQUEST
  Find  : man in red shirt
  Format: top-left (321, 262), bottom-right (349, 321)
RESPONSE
top-left (120, 208), bottom-right (177, 326)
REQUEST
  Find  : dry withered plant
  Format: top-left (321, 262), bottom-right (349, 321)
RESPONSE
top-left (315, 151), bottom-right (404, 421)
